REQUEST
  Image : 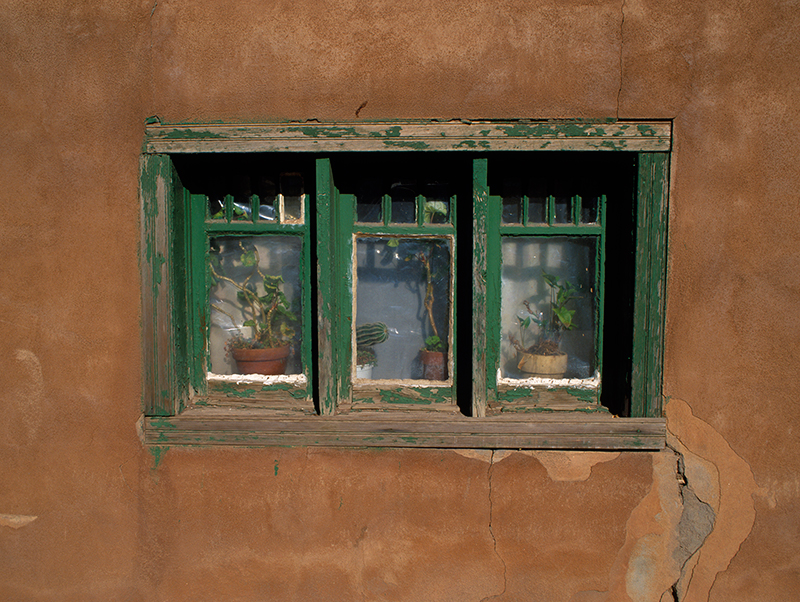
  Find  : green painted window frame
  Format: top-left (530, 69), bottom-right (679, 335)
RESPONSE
top-left (140, 120), bottom-right (670, 449)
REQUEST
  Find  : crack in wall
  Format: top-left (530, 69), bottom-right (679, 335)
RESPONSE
top-left (616, 0), bottom-right (626, 119)
top-left (481, 450), bottom-right (507, 602)
top-left (667, 449), bottom-right (717, 601)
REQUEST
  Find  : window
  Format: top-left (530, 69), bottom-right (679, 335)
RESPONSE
top-left (141, 120), bottom-right (669, 448)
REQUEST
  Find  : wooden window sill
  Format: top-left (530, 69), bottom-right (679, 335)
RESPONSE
top-left (143, 410), bottom-right (665, 450)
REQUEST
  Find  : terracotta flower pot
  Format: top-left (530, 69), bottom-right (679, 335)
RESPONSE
top-left (517, 351), bottom-right (568, 378)
top-left (232, 345), bottom-right (291, 375)
top-left (420, 350), bottom-right (447, 381)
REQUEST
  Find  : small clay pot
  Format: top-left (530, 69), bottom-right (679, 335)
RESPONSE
top-left (232, 345), bottom-right (291, 375)
top-left (420, 350), bottom-right (447, 381)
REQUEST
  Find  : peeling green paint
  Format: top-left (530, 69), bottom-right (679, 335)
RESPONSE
top-left (150, 417), bottom-right (177, 429)
top-left (288, 126), bottom-right (361, 138)
top-left (162, 128), bottom-right (224, 140)
top-left (377, 390), bottom-right (432, 404)
top-left (563, 387), bottom-right (599, 403)
top-left (382, 139), bottom-right (430, 150)
top-left (215, 383), bottom-right (258, 398)
top-left (149, 445), bottom-right (168, 468)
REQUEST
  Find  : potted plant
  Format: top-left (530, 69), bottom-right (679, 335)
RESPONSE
top-left (209, 240), bottom-right (298, 375)
top-left (510, 270), bottom-right (578, 378)
top-left (355, 322), bottom-right (389, 379)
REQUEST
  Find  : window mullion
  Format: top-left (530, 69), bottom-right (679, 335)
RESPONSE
top-left (472, 157), bottom-right (495, 417)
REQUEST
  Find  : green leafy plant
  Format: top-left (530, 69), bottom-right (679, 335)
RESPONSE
top-left (511, 270), bottom-right (578, 356)
top-left (209, 240), bottom-right (297, 350)
top-left (423, 335), bottom-right (445, 352)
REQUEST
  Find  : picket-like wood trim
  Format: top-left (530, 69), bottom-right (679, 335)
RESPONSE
top-left (144, 120), bottom-right (671, 154)
top-left (145, 412), bottom-right (665, 450)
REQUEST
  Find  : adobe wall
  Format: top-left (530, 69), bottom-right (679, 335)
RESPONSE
top-left (2, 1), bottom-right (798, 600)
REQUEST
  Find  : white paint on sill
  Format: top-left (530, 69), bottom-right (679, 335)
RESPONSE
top-left (207, 372), bottom-right (308, 386)
top-left (497, 371), bottom-right (601, 389)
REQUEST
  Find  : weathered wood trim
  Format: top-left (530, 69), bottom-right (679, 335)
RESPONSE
top-left (314, 158), bottom-right (340, 415)
top-left (631, 153), bottom-right (670, 417)
top-left (144, 121), bottom-right (672, 154)
top-left (144, 412), bottom-right (665, 450)
top-left (140, 155), bottom-right (183, 416)
top-left (471, 159), bottom-right (488, 416)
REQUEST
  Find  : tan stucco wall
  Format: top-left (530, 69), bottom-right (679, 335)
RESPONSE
top-left (2, 1), bottom-right (799, 600)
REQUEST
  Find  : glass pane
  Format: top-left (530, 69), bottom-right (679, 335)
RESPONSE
top-left (500, 237), bottom-right (596, 380)
top-left (279, 173), bottom-right (304, 224)
top-left (500, 176), bottom-right (521, 224)
top-left (390, 186), bottom-right (416, 223)
top-left (208, 235), bottom-right (302, 375)
top-left (356, 193), bottom-right (383, 223)
top-left (355, 237), bottom-right (451, 381)
top-left (422, 183), bottom-right (450, 224)
top-left (255, 176), bottom-right (277, 221)
top-left (553, 196), bottom-right (571, 223)
top-left (502, 196), bottom-right (521, 224)
top-left (527, 196), bottom-right (546, 224)
top-left (231, 194), bottom-right (250, 221)
top-left (581, 195), bottom-right (599, 224)
top-left (258, 197), bottom-right (276, 221)
top-left (208, 196), bottom-right (225, 220)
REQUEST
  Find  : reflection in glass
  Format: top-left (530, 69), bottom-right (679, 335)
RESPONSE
top-left (208, 235), bottom-right (302, 375)
top-left (354, 237), bottom-right (451, 380)
top-left (501, 237), bottom-right (596, 380)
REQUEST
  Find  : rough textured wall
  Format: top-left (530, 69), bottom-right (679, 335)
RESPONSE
top-left (1, 0), bottom-right (799, 600)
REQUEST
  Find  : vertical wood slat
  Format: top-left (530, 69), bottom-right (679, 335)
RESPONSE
top-left (645, 153), bottom-right (670, 417)
top-left (187, 193), bottom-right (209, 396)
top-left (472, 158), bottom-right (490, 417)
top-left (315, 158), bottom-right (354, 414)
top-left (140, 155), bottom-right (182, 416)
top-left (315, 158), bottom-right (338, 415)
top-left (631, 153), bottom-right (669, 417)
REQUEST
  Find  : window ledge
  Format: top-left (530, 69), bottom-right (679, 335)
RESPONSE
top-left (143, 411), bottom-right (665, 450)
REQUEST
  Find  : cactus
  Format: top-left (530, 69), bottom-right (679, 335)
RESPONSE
top-left (356, 322), bottom-right (389, 347)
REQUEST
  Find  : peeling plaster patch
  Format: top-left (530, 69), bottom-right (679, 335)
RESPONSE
top-left (665, 398), bottom-right (759, 602)
top-left (528, 451), bottom-right (620, 481)
top-left (0, 514), bottom-right (38, 529)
